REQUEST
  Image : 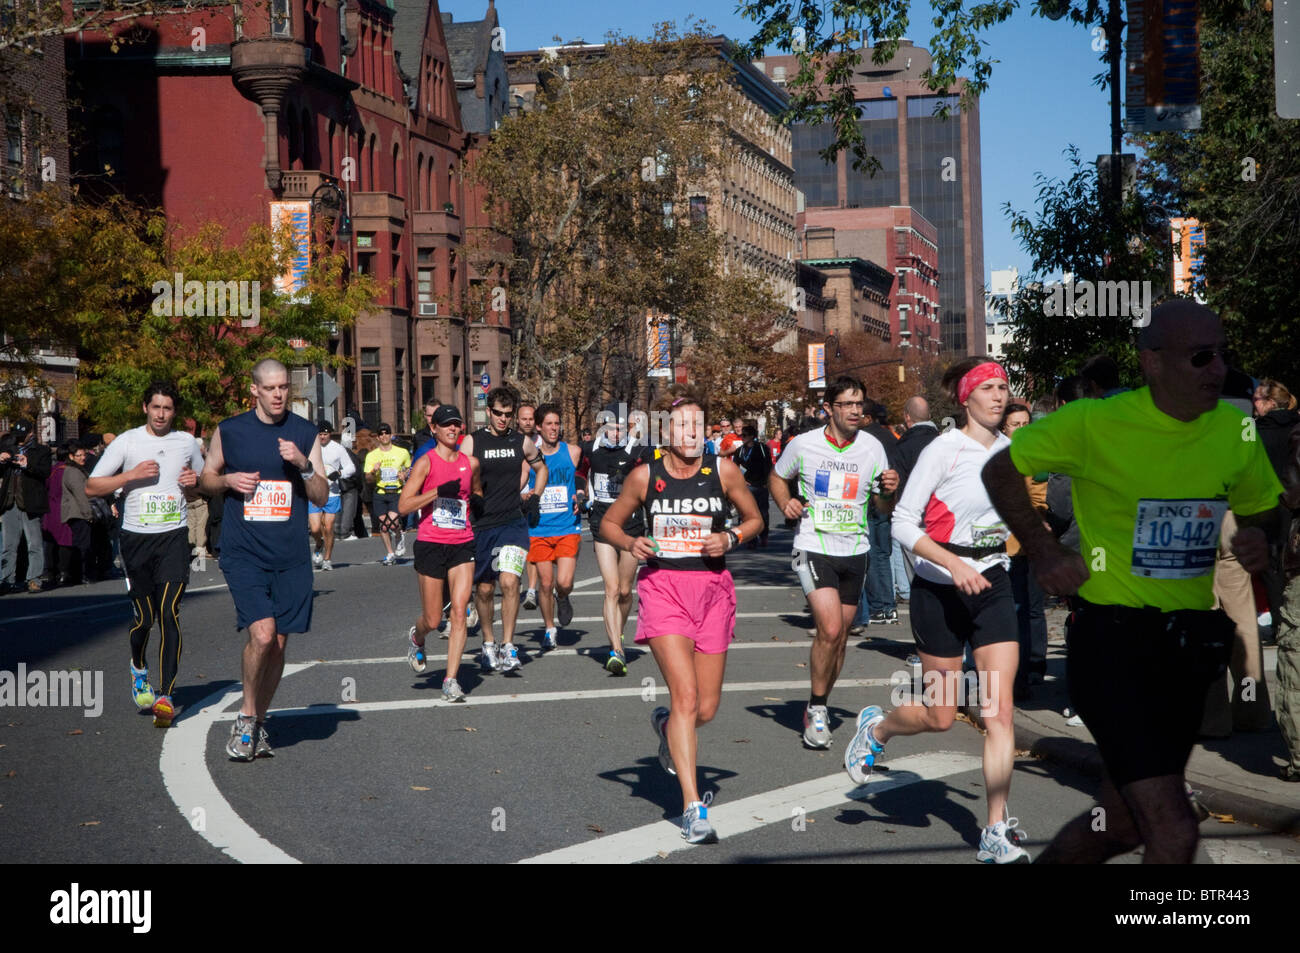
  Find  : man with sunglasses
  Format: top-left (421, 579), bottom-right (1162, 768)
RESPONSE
top-left (460, 387), bottom-right (548, 674)
top-left (983, 300), bottom-right (1285, 863)
top-left (364, 423), bottom-right (411, 566)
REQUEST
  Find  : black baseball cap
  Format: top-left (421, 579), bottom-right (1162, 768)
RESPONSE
top-left (11, 419), bottom-right (32, 437)
top-left (376, 422), bottom-right (393, 434)
top-left (317, 419), bottom-right (332, 433)
top-left (433, 405), bottom-right (464, 427)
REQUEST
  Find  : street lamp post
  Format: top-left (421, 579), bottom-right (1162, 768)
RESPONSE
top-left (310, 181), bottom-right (351, 423)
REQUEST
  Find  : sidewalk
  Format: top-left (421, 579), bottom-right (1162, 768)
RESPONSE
top-left (966, 606), bottom-right (1300, 835)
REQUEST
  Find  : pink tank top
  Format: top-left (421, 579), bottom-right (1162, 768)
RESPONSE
top-left (417, 450), bottom-right (474, 544)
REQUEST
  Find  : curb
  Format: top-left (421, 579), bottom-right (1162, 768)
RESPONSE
top-left (961, 704), bottom-right (1300, 837)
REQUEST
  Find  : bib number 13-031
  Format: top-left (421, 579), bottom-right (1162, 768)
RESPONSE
top-left (1130, 498), bottom-right (1227, 579)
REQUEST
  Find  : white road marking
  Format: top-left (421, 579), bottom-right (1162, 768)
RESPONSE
top-left (158, 661), bottom-right (317, 865)
top-left (314, 641), bottom-right (818, 666)
top-left (517, 751), bottom-right (985, 864)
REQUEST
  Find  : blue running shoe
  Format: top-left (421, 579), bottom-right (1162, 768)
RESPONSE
top-left (844, 705), bottom-right (885, 785)
top-left (131, 664), bottom-right (155, 712)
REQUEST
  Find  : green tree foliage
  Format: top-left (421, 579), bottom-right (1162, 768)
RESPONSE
top-left (468, 23), bottom-right (789, 411)
top-left (1136, 0), bottom-right (1300, 387)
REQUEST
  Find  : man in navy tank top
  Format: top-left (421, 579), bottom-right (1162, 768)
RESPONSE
top-left (200, 358), bottom-right (328, 761)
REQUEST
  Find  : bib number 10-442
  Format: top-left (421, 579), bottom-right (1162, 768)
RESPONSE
top-left (1130, 498), bottom-right (1226, 579)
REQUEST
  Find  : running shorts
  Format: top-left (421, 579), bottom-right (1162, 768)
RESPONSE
top-left (792, 548), bottom-right (867, 606)
top-left (414, 539), bottom-right (475, 579)
top-left (908, 566), bottom-right (1017, 658)
top-left (220, 557), bottom-right (314, 634)
top-left (371, 492), bottom-right (401, 521)
top-left (633, 566), bottom-right (736, 655)
top-left (1067, 599), bottom-right (1232, 787)
top-left (473, 518), bottom-right (530, 583)
top-left (528, 534), bottom-right (580, 563)
top-left (121, 527), bottom-right (192, 593)
top-left (309, 495), bottom-right (342, 515)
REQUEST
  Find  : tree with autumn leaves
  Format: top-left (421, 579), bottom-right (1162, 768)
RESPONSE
top-left (467, 24), bottom-right (799, 427)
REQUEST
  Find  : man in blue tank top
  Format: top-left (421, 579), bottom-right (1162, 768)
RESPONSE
top-left (200, 358), bottom-right (328, 762)
top-left (525, 404), bottom-right (586, 649)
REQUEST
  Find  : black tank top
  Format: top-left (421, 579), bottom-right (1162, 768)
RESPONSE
top-left (642, 452), bottom-right (727, 573)
top-left (588, 440), bottom-right (652, 529)
top-left (471, 427), bottom-right (526, 529)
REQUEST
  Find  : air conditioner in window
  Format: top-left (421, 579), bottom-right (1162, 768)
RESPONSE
top-left (418, 302), bottom-right (438, 316)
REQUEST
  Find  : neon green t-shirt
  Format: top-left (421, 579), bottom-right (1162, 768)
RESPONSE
top-left (1008, 387), bottom-right (1282, 610)
top-left (364, 446), bottom-right (412, 492)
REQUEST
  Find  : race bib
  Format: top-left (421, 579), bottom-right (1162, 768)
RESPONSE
top-left (592, 472), bottom-right (616, 503)
top-left (969, 521), bottom-right (1009, 553)
top-left (540, 484), bottom-right (569, 514)
top-left (812, 500), bottom-right (860, 533)
top-left (138, 492), bottom-right (182, 526)
top-left (652, 513), bottom-right (713, 557)
top-left (1131, 498), bottom-right (1227, 579)
top-left (430, 497), bottom-right (468, 530)
top-left (380, 466), bottom-right (399, 483)
top-left (496, 544), bottom-right (527, 577)
top-left (244, 480), bottom-right (292, 522)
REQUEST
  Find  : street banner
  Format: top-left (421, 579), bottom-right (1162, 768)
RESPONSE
top-left (1125, 0), bottom-right (1202, 132)
top-left (647, 313), bottom-right (672, 378)
top-left (1170, 216), bottom-right (1206, 301)
top-left (270, 201), bottom-right (312, 297)
top-left (808, 343), bottom-right (826, 389)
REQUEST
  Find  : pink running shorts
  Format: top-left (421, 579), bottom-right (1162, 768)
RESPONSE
top-left (633, 566), bottom-right (737, 655)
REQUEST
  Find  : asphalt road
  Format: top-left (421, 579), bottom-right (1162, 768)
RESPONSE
top-left (2, 523), bottom-right (1297, 866)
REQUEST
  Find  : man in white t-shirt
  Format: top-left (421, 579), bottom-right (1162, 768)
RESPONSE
top-left (309, 421), bottom-right (355, 571)
top-left (86, 381), bottom-right (205, 728)
top-left (770, 376), bottom-right (898, 750)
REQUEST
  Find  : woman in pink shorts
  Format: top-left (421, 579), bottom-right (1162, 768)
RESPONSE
top-left (600, 384), bottom-right (763, 844)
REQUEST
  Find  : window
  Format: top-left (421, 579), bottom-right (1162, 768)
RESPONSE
top-left (417, 268), bottom-right (433, 303)
top-left (689, 195), bottom-right (708, 229)
top-left (420, 355), bottom-right (437, 372)
top-left (394, 348), bottom-right (405, 430)
top-left (361, 347), bottom-right (381, 367)
top-left (271, 0), bottom-right (291, 37)
top-left (5, 108), bottom-right (23, 198)
top-left (421, 375), bottom-right (439, 406)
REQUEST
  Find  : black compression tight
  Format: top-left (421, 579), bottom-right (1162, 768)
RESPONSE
top-left (129, 581), bottom-right (186, 697)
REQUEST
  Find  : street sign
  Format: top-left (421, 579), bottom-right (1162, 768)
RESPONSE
top-left (480, 372), bottom-right (490, 389)
top-left (304, 370), bottom-right (341, 408)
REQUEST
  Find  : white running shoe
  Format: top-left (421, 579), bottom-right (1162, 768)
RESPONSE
top-left (681, 793), bottom-right (718, 844)
top-left (522, 588), bottom-right (538, 610)
top-left (382, 553), bottom-right (397, 566)
top-left (844, 705), bottom-right (886, 785)
top-left (406, 626), bottom-right (426, 674)
top-left (499, 643), bottom-right (521, 673)
top-left (802, 704), bottom-right (832, 749)
top-left (542, 627), bottom-right (558, 650)
top-left (395, 535), bottom-right (406, 558)
top-left (441, 677), bottom-right (466, 702)
top-left (977, 820), bottom-right (1031, 863)
top-left (313, 550), bottom-right (323, 569)
top-left (651, 706), bottom-right (675, 775)
top-left (481, 641), bottom-right (500, 672)
top-left (321, 559), bottom-right (333, 572)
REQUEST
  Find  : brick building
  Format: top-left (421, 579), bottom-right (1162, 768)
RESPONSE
top-left (66, 0), bottom-right (508, 433)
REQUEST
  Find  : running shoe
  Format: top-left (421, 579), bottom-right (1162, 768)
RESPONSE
top-left (523, 588), bottom-right (538, 610)
top-left (977, 820), bottom-right (1031, 863)
top-left (321, 559), bottom-right (333, 572)
top-left (255, 723), bottom-right (275, 758)
top-left (556, 592), bottom-right (574, 628)
top-left (542, 627), bottom-right (558, 650)
top-left (802, 704), bottom-right (832, 749)
top-left (870, 609), bottom-right (899, 625)
top-left (844, 705), bottom-right (886, 785)
top-left (382, 553), bottom-right (397, 566)
top-left (407, 626), bottom-right (426, 674)
top-left (442, 677), bottom-right (466, 702)
top-left (130, 664), bottom-right (155, 712)
top-left (395, 535), bottom-right (407, 558)
top-left (466, 603), bottom-right (479, 630)
top-left (500, 643), bottom-right (521, 673)
top-left (481, 641), bottom-right (500, 672)
top-left (313, 550), bottom-right (323, 569)
top-left (151, 695), bottom-right (175, 728)
top-left (681, 793), bottom-right (717, 844)
top-left (651, 706), bottom-right (675, 775)
top-left (606, 651), bottom-right (628, 676)
top-left (226, 714), bottom-right (257, 762)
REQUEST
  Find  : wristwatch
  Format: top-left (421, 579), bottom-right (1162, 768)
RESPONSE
top-left (299, 465), bottom-right (315, 481)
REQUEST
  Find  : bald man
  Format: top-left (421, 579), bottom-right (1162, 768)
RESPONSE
top-left (201, 357), bottom-right (328, 762)
top-left (982, 301), bottom-right (1284, 863)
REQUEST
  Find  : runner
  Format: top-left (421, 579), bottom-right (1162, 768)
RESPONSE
top-left (981, 301), bottom-right (1284, 863)
top-left (199, 358), bottom-right (327, 760)
top-left (398, 405), bottom-right (481, 701)
top-left (363, 423), bottom-right (411, 566)
top-left (515, 402), bottom-right (541, 610)
top-left (769, 376), bottom-right (897, 751)
top-left (460, 387), bottom-right (547, 675)
top-left (588, 403), bottom-right (654, 674)
top-left (600, 384), bottom-right (763, 844)
top-left (842, 356), bottom-right (1028, 863)
top-left (525, 404), bottom-right (586, 650)
top-left (84, 381), bottom-right (205, 727)
top-left (309, 420), bottom-right (355, 571)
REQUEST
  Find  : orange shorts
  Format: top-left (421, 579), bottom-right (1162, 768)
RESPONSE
top-left (528, 534), bottom-right (580, 563)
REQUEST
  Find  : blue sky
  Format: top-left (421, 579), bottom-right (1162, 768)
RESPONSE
top-left (443, 0), bottom-right (1124, 293)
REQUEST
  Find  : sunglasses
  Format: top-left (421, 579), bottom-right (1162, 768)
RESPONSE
top-left (489, 408), bottom-right (514, 417)
top-left (1152, 346), bottom-right (1228, 368)
top-left (377, 430), bottom-right (392, 435)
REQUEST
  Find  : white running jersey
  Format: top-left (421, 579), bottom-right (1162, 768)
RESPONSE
top-left (320, 439), bottom-right (355, 497)
top-left (89, 426), bottom-right (205, 534)
top-left (773, 428), bottom-right (889, 557)
top-left (891, 428), bottom-right (1012, 584)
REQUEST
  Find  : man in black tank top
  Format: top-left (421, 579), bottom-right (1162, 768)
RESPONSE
top-left (458, 388), bottom-right (548, 674)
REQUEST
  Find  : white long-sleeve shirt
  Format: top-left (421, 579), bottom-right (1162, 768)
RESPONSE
top-left (891, 429), bottom-right (1012, 584)
top-left (320, 439), bottom-right (355, 497)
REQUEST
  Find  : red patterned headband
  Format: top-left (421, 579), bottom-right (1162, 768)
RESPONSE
top-left (958, 362), bottom-right (1007, 405)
